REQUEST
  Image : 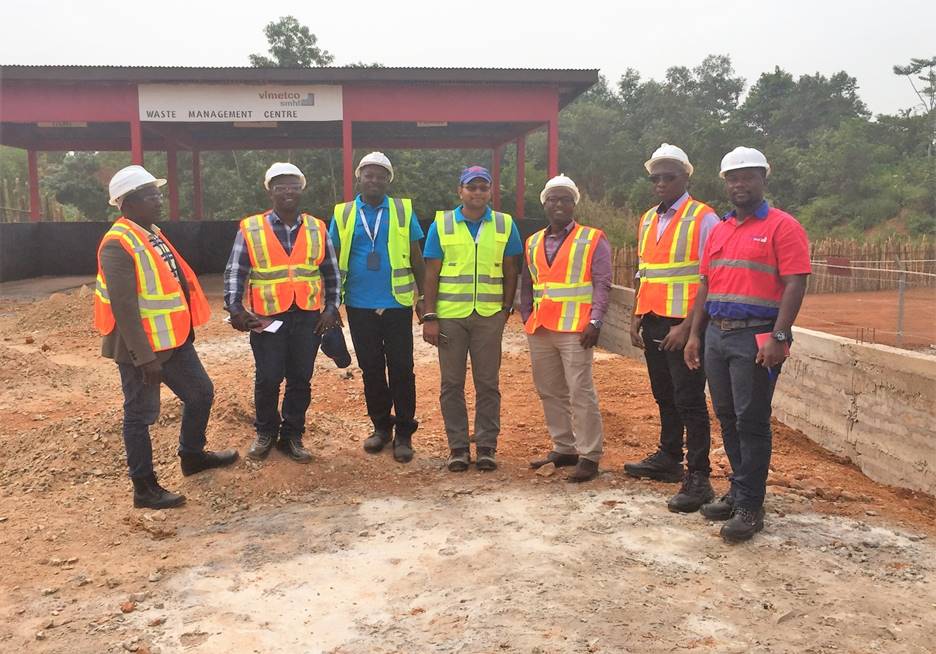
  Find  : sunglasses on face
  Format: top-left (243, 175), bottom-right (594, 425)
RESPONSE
top-left (649, 173), bottom-right (678, 184)
top-left (271, 184), bottom-right (303, 193)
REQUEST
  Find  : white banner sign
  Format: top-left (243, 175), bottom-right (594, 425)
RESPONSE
top-left (138, 84), bottom-right (343, 122)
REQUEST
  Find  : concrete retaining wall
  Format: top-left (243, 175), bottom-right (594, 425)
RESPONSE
top-left (598, 285), bottom-right (936, 495)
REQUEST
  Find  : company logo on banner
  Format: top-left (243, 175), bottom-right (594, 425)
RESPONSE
top-left (138, 84), bottom-right (343, 122)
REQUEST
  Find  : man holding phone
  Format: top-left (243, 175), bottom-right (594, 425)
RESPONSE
top-left (421, 166), bottom-right (522, 472)
top-left (684, 147), bottom-right (810, 543)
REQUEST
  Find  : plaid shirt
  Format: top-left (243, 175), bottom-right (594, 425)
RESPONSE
top-left (224, 211), bottom-right (341, 314)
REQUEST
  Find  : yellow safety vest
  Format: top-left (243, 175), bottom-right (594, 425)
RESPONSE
top-left (332, 197), bottom-right (417, 307)
top-left (433, 209), bottom-right (512, 319)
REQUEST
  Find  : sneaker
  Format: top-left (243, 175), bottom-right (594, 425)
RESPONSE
top-left (623, 449), bottom-right (684, 482)
top-left (720, 507), bottom-right (765, 543)
top-left (700, 493), bottom-right (735, 521)
top-left (476, 447), bottom-right (497, 471)
top-left (447, 448), bottom-right (470, 472)
top-left (667, 471), bottom-right (715, 513)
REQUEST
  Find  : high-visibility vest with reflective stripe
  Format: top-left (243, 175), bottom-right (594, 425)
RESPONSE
top-left (634, 197), bottom-right (712, 318)
top-left (523, 223), bottom-right (603, 334)
top-left (332, 197), bottom-right (417, 306)
top-left (433, 209), bottom-right (513, 319)
top-left (238, 212), bottom-right (327, 316)
top-left (93, 218), bottom-right (211, 352)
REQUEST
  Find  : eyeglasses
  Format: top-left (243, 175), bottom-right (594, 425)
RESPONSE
top-left (649, 173), bottom-right (677, 184)
top-left (544, 196), bottom-right (575, 206)
top-left (463, 183), bottom-right (491, 193)
top-left (271, 184), bottom-right (303, 193)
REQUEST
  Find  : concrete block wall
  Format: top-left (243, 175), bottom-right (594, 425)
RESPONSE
top-left (598, 285), bottom-right (936, 495)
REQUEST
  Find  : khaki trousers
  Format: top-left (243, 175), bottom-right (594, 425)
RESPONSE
top-left (438, 311), bottom-right (508, 450)
top-left (527, 328), bottom-right (604, 462)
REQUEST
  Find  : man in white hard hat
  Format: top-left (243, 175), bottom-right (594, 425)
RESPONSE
top-left (521, 175), bottom-right (612, 482)
top-left (94, 165), bottom-right (238, 509)
top-left (329, 152), bottom-right (426, 463)
top-left (624, 144), bottom-right (720, 514)
top-left (684, 147), bottom-right (811, 543)
top-left (224, 162), bottom-right (341, 464)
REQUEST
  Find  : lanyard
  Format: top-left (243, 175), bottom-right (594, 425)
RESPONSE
top-left (359, 206), bottom-right (382, 252)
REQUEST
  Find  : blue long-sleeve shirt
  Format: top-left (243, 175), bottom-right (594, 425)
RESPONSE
top-left (224, 211), bottom-right (341, 314)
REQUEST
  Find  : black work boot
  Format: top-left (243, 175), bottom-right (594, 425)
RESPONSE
top-left (247, 433), bottom-right (276, 460)
top-left (623, 449), bottom-right (684, 482)
top-left (363, 428), bottom-right (392, 454)
top-left (667, 471), bottom-right (716, 513)
top-left (567, 458), bottom-right (599, 483)
top-left (720, 507), bottom-right (765, 543)
top-left (279, 438), bottom-right (312, 464)
top-left (180, 449), bottom-right (240, 477)
top-left (393, 432), bottom-right (414, 464)
top-left (132, 473), bottom-right (185, 510)
top-left (700, 493), bottom-right (735, 521)
top-left (447, 448), bottom-right (470, 472)
top-left (530, 451), bottom-right (579, 469)
top-left (475, 447), bottom-right (497, 471)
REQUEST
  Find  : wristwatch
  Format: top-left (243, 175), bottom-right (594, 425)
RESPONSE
top-left (772, 329), bottom-right (790, 343)
top-left (502, 305), bottom-right (515, 316)
top-left (422, 313), bottom-right (438, 322)
top-left (589, 319), bottom-right (603, 329)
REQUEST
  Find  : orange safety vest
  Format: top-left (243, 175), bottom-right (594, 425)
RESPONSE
top-left (94, 218), bottom-right (211, 352)
top-left (634, 197), bottom-right (712, 318)
top-left (524, 223), bottom-right (604, 334)
top-left (238, 211), bottom-right (327, 316)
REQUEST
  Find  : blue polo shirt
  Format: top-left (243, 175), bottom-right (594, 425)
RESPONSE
top-left (328, 194), bottom-right (424, 309)
top-left (423, 205), bottom-right (523, 259)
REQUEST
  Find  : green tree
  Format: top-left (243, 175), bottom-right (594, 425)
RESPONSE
top-left (43, 153), bottom-right (110, 220)
top-left (249, 16), bottom-right (334, 68)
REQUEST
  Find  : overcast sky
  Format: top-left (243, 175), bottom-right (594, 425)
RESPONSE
top-left (1, 0), bottom-right (932, 116)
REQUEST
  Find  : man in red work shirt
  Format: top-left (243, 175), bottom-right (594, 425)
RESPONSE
top-left (684, 147), bottom-right (811, 543)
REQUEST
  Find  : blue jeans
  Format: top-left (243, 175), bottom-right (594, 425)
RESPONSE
top-left (249, 309), bottom-right (322, 440)
top-left (704, 323), bottom-right (778, 511)
top-left (117, 342), bottom-right (214, 479)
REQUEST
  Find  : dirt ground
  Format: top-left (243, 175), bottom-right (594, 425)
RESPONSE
top-left (798, 287), bottom-right (936, 351)
top-left (0, 276), bottom-right (934, 654)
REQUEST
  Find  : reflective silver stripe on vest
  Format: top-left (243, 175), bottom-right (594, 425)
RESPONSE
top-left (393, 268), bottom-right (413, 279)
top-left (394, 282), bottom-right (416, 293)
top-left (476, 293), bottom-right (503, 303)
top-left (477, 274), bottom-right (503, 285)
top-left (672, 201), bottom-right (697, 262)
top-left (138, 297), bottom-right (185, 311)
top-left (568, 227), bottom-right (594, 283)
top-left (342, 202), bottom-right (355, 224)
top-left (250, 269), bottom-right (290, 281)
top-left (443, 211), bottom-right (456, 235)
top-left (671, 282), bottom-right (686, 314)
top-left (392, 198), bottom-right (406, 227)
top-left (707, 292), bottom-right (780, 308)
top-left (151, 314), bottom-right (173, 347)
top-left (637, 209), bottom-right (655, 257)
top-left (111, 224), bottom-right (161, 296)
top-left (639, 263), bottom-right (701, 279)
top-left (535, 286), bottom-right (592, 299)
top-left (437, 292), bottom-right (474, 302)
top-left (440, 274), bottom-right (476, 284)
top-left (243, 216), bottom-right (270, 268)
top-left (492, 211), bottom-right (506, 233)
top-left (709, 259), bottom-right (778, 274)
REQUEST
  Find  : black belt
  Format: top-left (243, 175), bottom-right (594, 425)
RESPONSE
top-left (710, 317), bottom-right (773, 331)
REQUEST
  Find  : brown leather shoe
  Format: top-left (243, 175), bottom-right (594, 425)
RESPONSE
top-left (567, 458), bottom-right (599, 483)
top-left (530, 451), bottom-right (579, 469)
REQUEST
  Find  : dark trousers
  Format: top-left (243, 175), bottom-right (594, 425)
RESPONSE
top-left (117, 341), bottom-right (214, 479)
top-left (641, 313), bottom-right (711, 474)
top-left (704, 322), bottom-right (778, 511)
top-left (346, 307), bottom-right (418, 437)
top-left (249, 309), bottom-right (322, 440)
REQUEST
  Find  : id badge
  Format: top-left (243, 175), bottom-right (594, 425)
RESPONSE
top-left (366, 250), bottom-right (381, 270)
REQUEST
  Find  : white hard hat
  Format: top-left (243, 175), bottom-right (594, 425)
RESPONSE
top-left (540, 174), bottom-right (580, 205)
top-left (720, 146), bottom-right (770, 178)
top-left (264, 162), bottom-right (307, 190)
top-left (108, 165), bottom-right (166, 208)
top-left (644, 143), bottom-right (694, 176)
top-left (355, 151), bottom-right (394, 182)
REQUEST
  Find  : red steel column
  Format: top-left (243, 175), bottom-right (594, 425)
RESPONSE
top-left (130, 114), bottom-right (143, 165)
top-left (167, 147), bottom-right (180, 221)
top-left (192, 151), bottom-right (203, 220)
top-left (28, 149), bottom-right (41, 221)
top-left (342, 119), bottom-right (354, 201)
top-left (515, 136), bottom-right (526, 219)
top-left (492, 145), bottom-right (503, 210)
top-left (547, 115), bottom-right (559, 178)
